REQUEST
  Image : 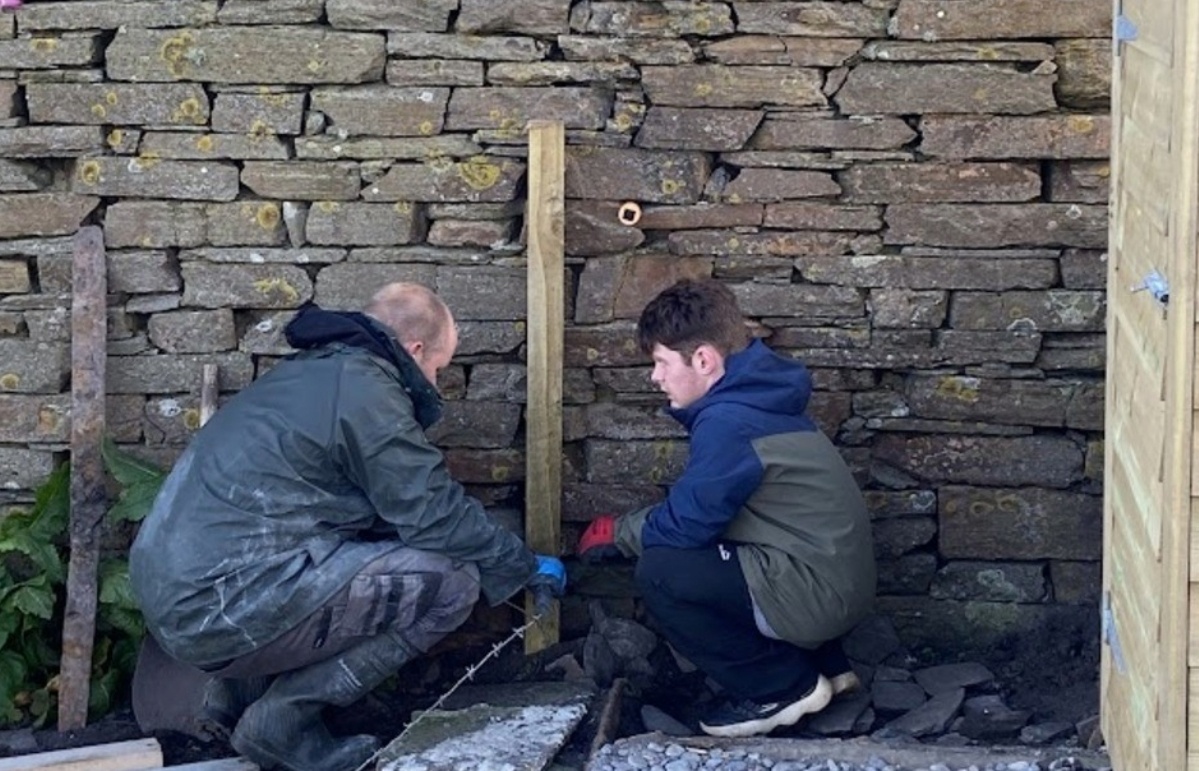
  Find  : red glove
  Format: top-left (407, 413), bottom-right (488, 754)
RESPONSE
top-left (577, 514), bottom-right (624, 563)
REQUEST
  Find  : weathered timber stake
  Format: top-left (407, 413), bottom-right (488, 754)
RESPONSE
top-left (58, 225), bottom-right (107, 730)
top-left (525, 120), bottom-right (565, 654)
top-left (200, 363), bottom-right (219, 426)
top-left (589, 677), bottom-right (628, 758)
top-left (0, 738), bottom-right (162, 771)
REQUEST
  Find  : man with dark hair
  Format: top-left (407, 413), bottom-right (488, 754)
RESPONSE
top-left (578, 278), bottom-right (875, 738)
top-left (130, 282), bottom-right (566, 771)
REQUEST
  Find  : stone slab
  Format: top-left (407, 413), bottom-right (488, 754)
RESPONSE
top-left (571, 1), bottom-right (733, 36)
top-left (0, 126), bottom-right (105, 158)
top-left (182, 263), bottom-right (313, 308)
top-left (1055, 39), bottom-right (1110, 108)
top-left (25, 82), bottom-right (209, 125)
top-left (106, 27), bottom-right (385, 84)
top-left (387, 59), bottom-right (484, 87)
top-left (328, 0), bottom-right (456, 31)
top-left (939, 485), bottom-right (1102, 560)
top-left (218, 0), bottom-right (325, 24)
top-left (920, 115), bottom-right (1110, 159)
top-left (307, 201), bottom-right (426, 246)
top-left (0, 340), bottom-right (68, 393)
top-left (893, 0), bottom-right (1110, 39)
top-left (840, 162), bottom-right (1040, 203)
top-left (0, 34), bottom-right (102, 69)
top-left (139, 132), bottom-right (290, 161)
top-left (704, 36), bottom-right (862, 67)
top-left (874, 435), bottom-right (1084, 489)
top-left (446, 87), bottom-right (611, 130)
top-left (388, 32), bottom-right (548, 61)
top-left (379, 682), bottom-right (590, 771)
top-left (861, 40), bottom-right (1055, 62)
top-left (363, 157), bottom-right (525, 203)
top-left (457, 0), bottom-right (571, 34)
top-left (17, 0), bottom-right (218, 31)
top-left (105, 201), bottom-right (207, 248)
top-left (212, 91), bottom-right (306, 135)
top-left (0, 193), bottom-right (99, 239)
top-left (565, 147), bottom-right (710, 204)
top-left (837, 63), bottom-right (1056, 115)
top-left (106, 352), bottom-right (253, 393)
top-left (295, 135), bottom-right (482, 161)
top-left (885, 203), bottom-right (1107, 248)
top-left (0, 447), bottom-right (56, 491)
top-left (642, 65), bottom-right (824, 108)
top-left (73, 157), bottom-right (239, 201)
top-left (312, 86), bottom-right (449, 136)
top-left (749, 115), bottom-right (916, 151)
top-left (635, 107), bottom-right (762, 151)
top-left (241, 161), bottom-right (360, 201)
top-left (560, 35), bottom-right (695, 64)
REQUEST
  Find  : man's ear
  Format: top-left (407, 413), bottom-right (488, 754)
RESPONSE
top-left (692, 344), bottom-right (723, 375)
top-left (404, 339), bottom-right (425, 360)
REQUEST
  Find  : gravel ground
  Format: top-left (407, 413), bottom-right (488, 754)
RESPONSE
top-left (587, 738), bottom-right (1112, 771)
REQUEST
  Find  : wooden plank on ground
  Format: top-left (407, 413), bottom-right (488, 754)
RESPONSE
top-left (166, 759), bottom-right (258, 770)
top-left (57, 225), bottom-right (107, 731)
top-left (524, 119), bottom-right (565, 655)
top-left (0, 738), bottom-right (162, 771)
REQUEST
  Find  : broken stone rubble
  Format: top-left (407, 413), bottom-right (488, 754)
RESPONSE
top-left (542, 610), bottom-right (1097, 751)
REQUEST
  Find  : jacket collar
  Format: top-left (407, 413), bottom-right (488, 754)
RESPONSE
top-left (284, 302), bottom-right (443, 428)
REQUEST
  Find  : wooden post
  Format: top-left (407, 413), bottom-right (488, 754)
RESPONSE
top-left (58, 226), bottom-right (107, 731)
top-left (199, 363), bottom-right (219, 427)
top-left (524, 120), bottom-right (564, 654)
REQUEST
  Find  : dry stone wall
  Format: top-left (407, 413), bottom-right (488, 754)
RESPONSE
top-left (0, 0), bottom-right (1111, 660)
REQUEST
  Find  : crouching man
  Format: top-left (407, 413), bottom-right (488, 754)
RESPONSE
top-left (129, 282), bottom-right (565, 771)
top-left (578, 279), bottom-right (875, 738)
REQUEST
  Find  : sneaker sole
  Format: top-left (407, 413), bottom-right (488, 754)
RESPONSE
top-left (699, 675), bottom-right (833, 738)
top-left (830, 671), bottom-right (861, 696)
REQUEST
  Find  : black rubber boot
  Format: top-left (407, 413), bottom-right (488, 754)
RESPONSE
top-left (202, 676), bottom-right (272, 739)
top-left (230, 631), bottom-right (416, 771)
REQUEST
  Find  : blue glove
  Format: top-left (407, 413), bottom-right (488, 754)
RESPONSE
top-left (526, 555), bottom-right (566, 615)
top-left (531, 555), bottom-right (567, 596)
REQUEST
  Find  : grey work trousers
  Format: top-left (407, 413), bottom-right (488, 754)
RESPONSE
top-left (210, 546), bottom-right (481, 678)
top-left (132, 547), bottom-right (480, 735)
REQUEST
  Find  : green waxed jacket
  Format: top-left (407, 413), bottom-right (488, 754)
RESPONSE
top-left (130, 312), bottom-right (536, 668)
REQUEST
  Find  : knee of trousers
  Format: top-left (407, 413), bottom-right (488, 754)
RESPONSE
top-left (425, 562), bottom-right (481, 625)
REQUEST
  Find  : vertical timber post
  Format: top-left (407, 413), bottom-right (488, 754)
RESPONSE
top-left (58, 226), bottom-right (107, 730)
top-left (524, 120), bottom-right (564, 654)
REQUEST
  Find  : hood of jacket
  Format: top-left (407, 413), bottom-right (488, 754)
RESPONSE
top-left (285, 302), bottom-right (443, 428)
top-left (666, 338), bottom-right (812, 430)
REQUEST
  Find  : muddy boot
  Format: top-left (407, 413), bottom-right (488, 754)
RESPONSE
top-left (133, 635), bottom-right (228, 741)
top-left (202, 676), bottom-right (272, 739)
top-left (230, 631), bottom-right (416, 771)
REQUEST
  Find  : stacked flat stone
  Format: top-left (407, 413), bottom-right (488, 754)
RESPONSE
top-left (0, 0), bottom-right (1110, 665)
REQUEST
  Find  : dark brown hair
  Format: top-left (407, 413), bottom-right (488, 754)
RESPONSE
top-left (636, 279), bottom-right (750, 357)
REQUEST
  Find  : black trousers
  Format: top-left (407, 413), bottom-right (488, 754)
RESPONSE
top-left (635, 544), bottom-right (849, 704)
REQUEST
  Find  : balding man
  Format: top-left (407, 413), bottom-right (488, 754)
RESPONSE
top-left (129, 284), bottom-right (565, 771)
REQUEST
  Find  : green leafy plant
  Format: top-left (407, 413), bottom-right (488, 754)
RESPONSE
top-left (0, 440), bottom-right (167, 727)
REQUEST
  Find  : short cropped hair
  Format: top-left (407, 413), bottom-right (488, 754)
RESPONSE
top-left (636, 279), bottom-right (750, 358)
top-left (364, 282), bottom-right (453, 352)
